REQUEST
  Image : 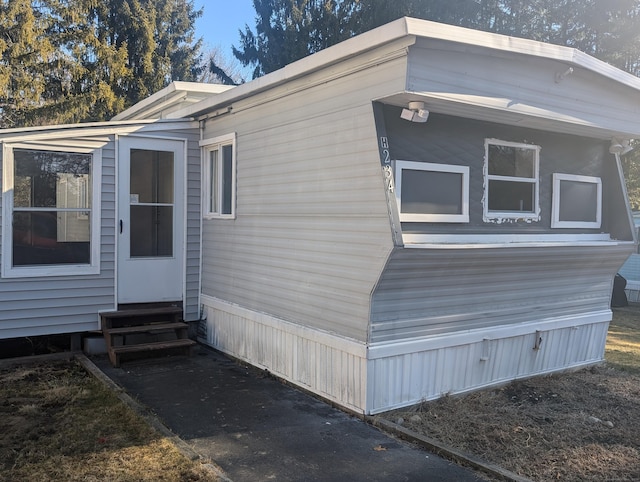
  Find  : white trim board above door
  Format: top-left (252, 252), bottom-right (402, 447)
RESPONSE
top-left (117, 136), bottom-right (186, 304)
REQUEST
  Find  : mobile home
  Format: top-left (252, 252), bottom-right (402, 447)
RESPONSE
top-left (1, 18), bottom-right (638, 414)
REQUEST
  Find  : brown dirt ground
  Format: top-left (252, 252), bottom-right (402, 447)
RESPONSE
top-left (0, 359), bottom-right (216, 482)
top-left (381, 308), bottom-right (640, 481)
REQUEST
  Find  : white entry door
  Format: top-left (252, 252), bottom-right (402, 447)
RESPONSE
top-left (117, 137), bottom-right (185, 304)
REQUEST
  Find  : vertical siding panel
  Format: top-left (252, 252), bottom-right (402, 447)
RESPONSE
top-left (203, 296), bottom-right (367, 412)
top-left (366, 317), bottom-right (611, 414)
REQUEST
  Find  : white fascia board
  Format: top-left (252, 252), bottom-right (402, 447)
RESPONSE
top-left (0, 119), bottom-right (197, 143)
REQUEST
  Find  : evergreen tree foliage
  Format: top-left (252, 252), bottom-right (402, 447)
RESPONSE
top-left (232, 0), bottom-right (355, 78)
top-left (0, 0), bottom-right (203, 127)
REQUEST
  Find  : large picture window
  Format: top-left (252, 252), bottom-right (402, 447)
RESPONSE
top-left (2, 146), bottom-right (101, 277)
top-left (395, 160), bottom-right (469, 223)
top-left (201, 133), bottom-right (235, 219)
top-left (484, 139), bottom-right (540, 221)
top-left (551, 173), bottom-right (602, 228)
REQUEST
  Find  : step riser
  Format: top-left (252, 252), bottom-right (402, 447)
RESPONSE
top-left (100, 306), bottom-right (195, 367)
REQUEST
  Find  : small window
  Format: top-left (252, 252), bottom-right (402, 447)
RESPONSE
top-left (395, 161), bottom-right (469, 223)
top-left (2, 145), bottom-right (101, 278)
top-left (201, 133), bottom-right (236, 219)
top-left (484, 139), bottom-right (540, 221)
top-left (551, 173), bottom-right (602, 228)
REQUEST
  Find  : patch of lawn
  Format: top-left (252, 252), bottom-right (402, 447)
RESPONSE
top-left (606, 308), bottom-right (640, 374)
top-left (382, 308), bottom-right (640, 481)
top-left (0, 359), bottom-right (217, 482)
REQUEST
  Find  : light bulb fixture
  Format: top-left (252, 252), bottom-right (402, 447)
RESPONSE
top-left (610, 137), bottom-right (633, 155)
top-left (400, 101), bottom-right (429, 123)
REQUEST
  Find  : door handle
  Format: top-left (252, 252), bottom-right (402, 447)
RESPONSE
top-left (120, 220), bottom-right (123, 234)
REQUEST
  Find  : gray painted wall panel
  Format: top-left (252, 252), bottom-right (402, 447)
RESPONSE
top-left (383, 108), bottom-right (622, 236)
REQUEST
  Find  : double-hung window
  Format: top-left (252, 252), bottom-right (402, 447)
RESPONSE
top-left (201, 133), bottom-right (235, 219)
top-left (395, 160), bottom-right (469, 223)
top-left (484, 139), bottom-right (540, 221)
top-left (2, 145), bottom-right (101, 277)
top-left (551, 173), bottom-right (602, 228)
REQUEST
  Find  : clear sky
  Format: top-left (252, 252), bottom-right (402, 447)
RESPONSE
top-left (194, 0), bottom-right (256, 74)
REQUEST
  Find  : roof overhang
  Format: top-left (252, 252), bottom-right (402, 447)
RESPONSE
top-left (377, 92), bottom-right (637, 140)
top-left (112, 81), bottom-right (235, 121)
top-left (170, 16), bottom-right (640, 136)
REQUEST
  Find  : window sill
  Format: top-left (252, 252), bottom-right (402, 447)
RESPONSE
top-left (2, 264), bottom-right (100, 279)
top-left (401, 233), bottom-right (622, 248)
top-left (203, 214), bottom-right (236, 220)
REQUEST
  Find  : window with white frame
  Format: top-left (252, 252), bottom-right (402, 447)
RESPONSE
top-left (551, 173), bottom-right (602, 228)
top-left (201, 133), bottom-right (235, 219)
top-left (2, 146), bottom-right (101, 278)
top-left (484, 139), bottom-right (540, 221)
top-left (395, 160), bottom-right (469, 223)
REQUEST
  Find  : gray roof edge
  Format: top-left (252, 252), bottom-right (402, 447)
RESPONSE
top-left (170, 17), bottom-right (640, 121)
top-left (168, 17), bottom-right (414, 120)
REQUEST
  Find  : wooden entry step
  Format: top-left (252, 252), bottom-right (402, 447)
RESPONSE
top-left (101, 306), bottom-right (197, 367)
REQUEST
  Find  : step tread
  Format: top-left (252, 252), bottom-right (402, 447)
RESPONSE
top-left (110, 338), bottom-right (197, 355)
top-left (100, 306), bottom-right (182, 319)
top-left (104, 321), bottom-right (189, 335)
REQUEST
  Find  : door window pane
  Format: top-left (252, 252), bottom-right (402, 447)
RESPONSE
top-left (130, 149), bottom-right (174, 204)
top-left (128, 149), bottom-right (174, 258)
top-left (130, 206), bottom-right (173, 257)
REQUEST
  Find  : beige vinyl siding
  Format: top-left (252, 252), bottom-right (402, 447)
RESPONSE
top-left (200, 52), bottom-right (409, 341)
top-left (370, 243), bottom-right (631, 343)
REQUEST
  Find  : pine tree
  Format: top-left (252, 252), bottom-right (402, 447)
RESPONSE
top-left (0, 0), bottom-right (203, 127)
top-left (0, 0), bottom-right (55, 127)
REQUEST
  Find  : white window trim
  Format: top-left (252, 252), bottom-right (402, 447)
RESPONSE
top-left (395, 160), bottom-right (469, 223)
top-left (200, 133), bottom-right (236, 220)
top-left (483, 138), bottom-right (540, 222)
top-left (1, 143), bottom-right (102, 278)
top-left (551, 173), bottom-right (602, 229)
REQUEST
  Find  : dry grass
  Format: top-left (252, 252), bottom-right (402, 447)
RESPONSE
top-left (382, 308), bottom-right (640, 481)
top-left (0, 359), bottom-right (217, 482)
